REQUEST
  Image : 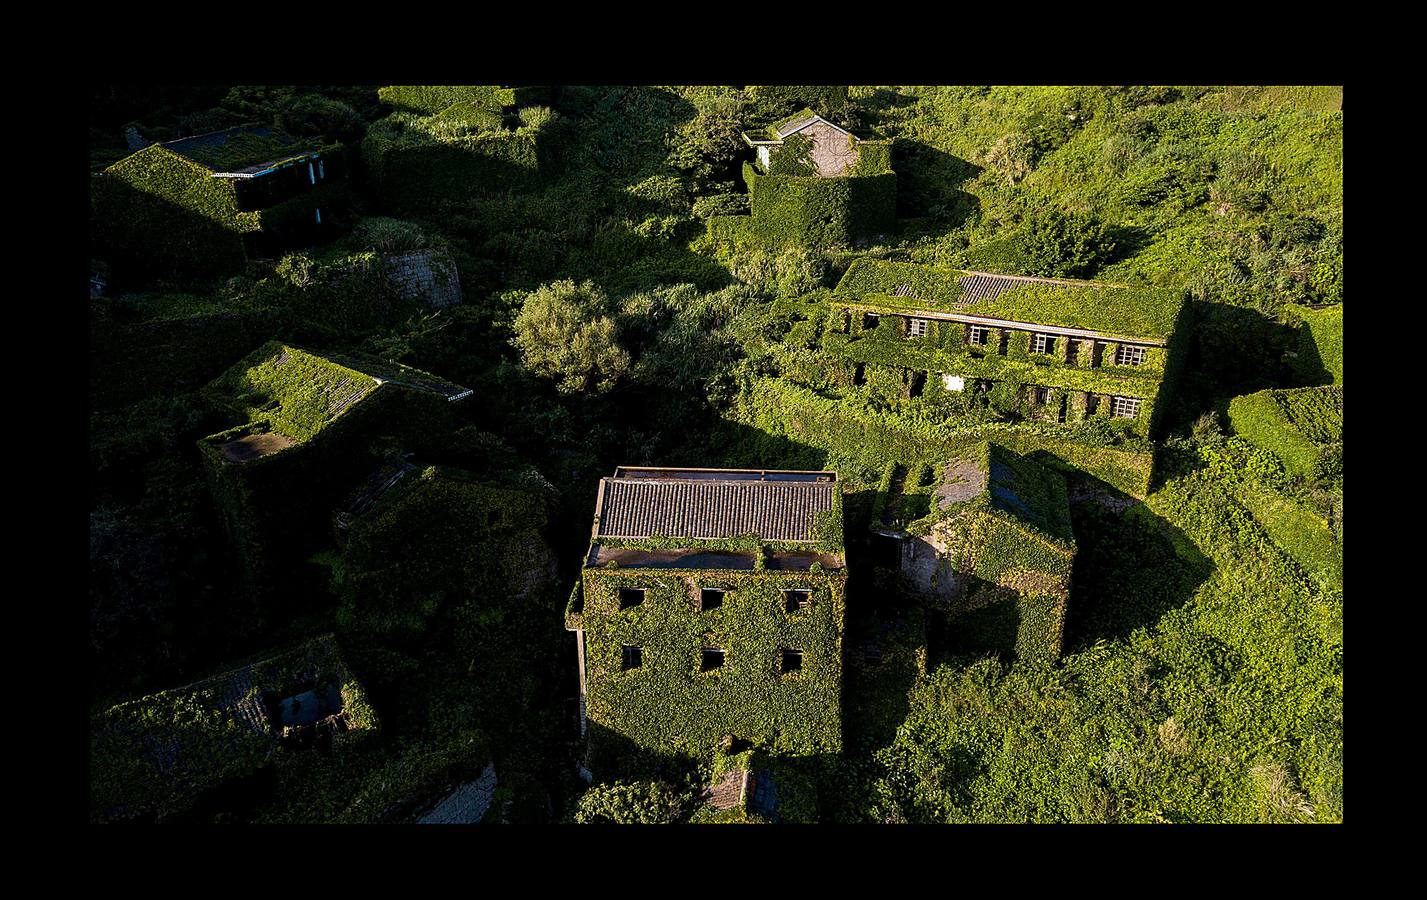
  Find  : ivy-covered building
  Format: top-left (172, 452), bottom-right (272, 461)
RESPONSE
top-left (362, 85), bottom-right (562, 215)
top-left (199, 342), bottom-right (473, 593)
top-left (871, 442), bottom-right (1076, 664)
top-left (826, 259), bottom-right (1193, 442)
top-left (710, 110), bottom-right (896, 249)
top-left (90, 634), bottom-right (378, 823)
top-left (92, 125), bottom-right (349, 283)
top-left (566, 467), bottom-right (847, 765)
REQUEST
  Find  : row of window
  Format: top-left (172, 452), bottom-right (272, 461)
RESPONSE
top-left (877, 314), bottom-right (1148, 367)
top-left (1025, 385), bottom-right (1142, 418)
top-left (618, 587), bottom-right (812, 613)
top-left (621, 644), bottom-right (804, 674)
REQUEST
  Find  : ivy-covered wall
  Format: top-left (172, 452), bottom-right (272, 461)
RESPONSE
top-left (337, 465), bottom-right (558, 640)
top-left (93, 144), bottom-right (351, 284)
top-left (707, 152), bottom-right (895, 250)
top-left (580, 564), bottom-right (846, 761)
top-left (737, 372), bottom-right (1156, 498)
top-left (361, 110), bottom-right (560, 214)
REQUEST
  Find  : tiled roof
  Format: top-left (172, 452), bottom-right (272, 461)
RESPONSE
top-left (956, 271), bottom-right (1094, 306)
top-left (596, 471), bottom-right (838, 543)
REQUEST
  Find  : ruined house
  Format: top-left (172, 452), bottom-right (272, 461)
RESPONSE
top-left (566, 467), bottom-right (847, 764)
top-left (826, 259), bottom-right (1193, 441)
top-left (872, 442), bottom-right (1075, 663)
top-left (94, 124), bottom-right (350, 280)
top-left (742, 110), bottom-right (867, 176)
top-left (198, 342), bottom-right (472, 592)
top-left (89, 634), bottom-right (378, 823)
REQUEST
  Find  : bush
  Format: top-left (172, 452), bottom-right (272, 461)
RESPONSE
top-left (1013, 209), bottom-right (1117, 279)
top-left (572, 780), bottom-right (687, 824)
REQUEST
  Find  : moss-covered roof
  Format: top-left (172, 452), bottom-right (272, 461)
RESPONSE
top-left (201, 342), bottom-right (471, 459)
top-left (836, 259), bottom-right (1187, 343)
top-left (90, 635), bottom-right (377, 823)
top-left (161, 125), bottom-right (319, 174)
top-left (928, 442), bottom-right (1075, 546)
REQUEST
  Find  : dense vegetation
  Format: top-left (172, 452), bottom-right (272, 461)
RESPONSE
top-left (89, 84), bottom-right (1342, 823)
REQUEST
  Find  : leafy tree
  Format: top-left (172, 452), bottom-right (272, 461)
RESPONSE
top-left (673, 96), bottom-right (748, 186)
top-left (511, 279), bottom-right (630, 394)
top-left (767, 133), bottom-right (817, 177)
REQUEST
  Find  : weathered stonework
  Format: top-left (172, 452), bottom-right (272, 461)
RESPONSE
top-left (383, 249), bottom-right (462, 309)
top-left (802, 120), bottom-right (859, 177)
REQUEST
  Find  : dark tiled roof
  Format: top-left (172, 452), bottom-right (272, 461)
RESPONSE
top-left (957, 271), bottom-right (1093, 306)
top-left (596, 472), bottom-right (837, 543)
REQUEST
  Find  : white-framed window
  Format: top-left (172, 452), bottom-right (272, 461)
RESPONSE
top-left (967, 325), bottom-right (989, 346)
top-left (908, 318), bottom-right (929, 338)
top-left (1111, 396), bottom-right (1142, 419)
top-left (1032, 333), bottom-right (1056, 354)
top-left (1116, 345), bottom-right (1146, 366)
top-left (308, 161), bottom-right (316, 184)
top-left (314, 207), bottom-right (322, 225)
top-left (1034, 386), bottom-right (1050, 405)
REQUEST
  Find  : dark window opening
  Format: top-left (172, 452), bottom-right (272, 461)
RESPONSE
top-left (780, 649), bottom-right (803, 674)
top-left (621, 645), bottom-right (642, 670)
top-left (862, 311), bottom-right (880, 330)
top-left (1032, 333), bottom-right (1056, 355)
top-left (908, 370), bottom-right (926, 398)
top-left (487, 509), bottom-right (501, 526)
top-left (997, 331), bottom-right (1009, 355)
top-left (700, 588), bottom-right (725, 611)
top-left (618, 588), bottom-right (645, 610)
top-left (864, 643), bottom-right (883, 666)
top-left (853, 363), bottom-right (866, 386)
top-left (1034, 386), bottom-right (1049, 405)
top-left (784, 589), bottom-right (812, 612)
top-left (1066, 340), bottom-right (1080, 365)
top-left (701, 648), bottom-right (726, 672)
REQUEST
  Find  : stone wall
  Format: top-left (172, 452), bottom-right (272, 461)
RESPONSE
top-left (382, 249), bottom-right (462, 309)
top-left (803, 120), bottom-right (860, 177)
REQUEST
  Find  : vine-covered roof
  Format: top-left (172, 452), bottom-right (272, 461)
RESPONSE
top-left (161, 125), bottom-right (318, 175)
top-left (931, 442), bottom-right (1075, 546)
top-left (836, 259), bottom-right (1187, 343)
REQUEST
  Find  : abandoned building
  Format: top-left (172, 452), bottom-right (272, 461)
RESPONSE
top-left (198, 342), bottom-right (472, 590)
top-left (566, 467), bottom-right (848, 763)
top-left (826, 259), bottom-right (1192, 440)
top-left (742, 111), bottom-right (868, 177)
top-left (89, 634), bottom-right (378, 823)
top-left (871, 442), bottom-right (1076, 663)
top-left (94, 124), bottom-right (350, 280)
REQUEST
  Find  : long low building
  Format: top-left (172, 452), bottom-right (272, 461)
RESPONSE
top-left (820, 259), bottom-right (1194, 440)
